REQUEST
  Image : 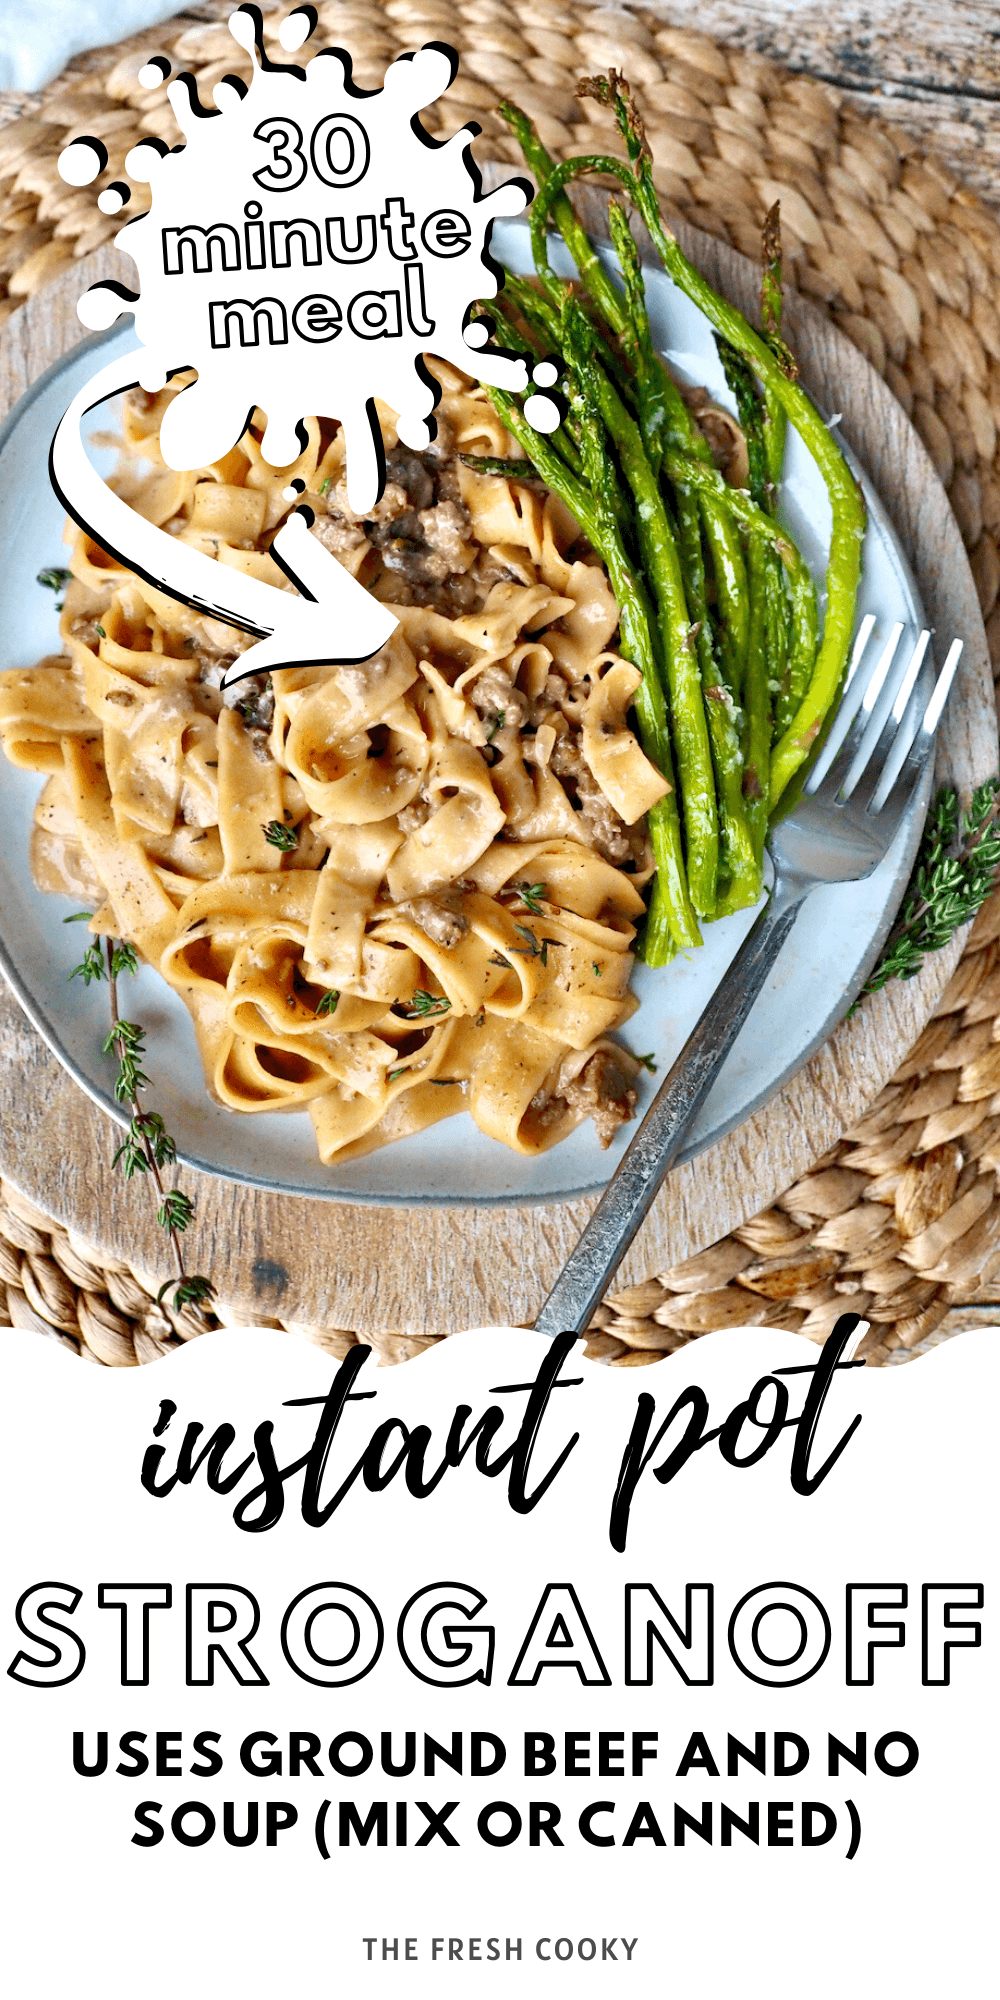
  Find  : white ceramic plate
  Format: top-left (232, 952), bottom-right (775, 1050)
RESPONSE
top-left (0, 224), bottom-right (931, 1205)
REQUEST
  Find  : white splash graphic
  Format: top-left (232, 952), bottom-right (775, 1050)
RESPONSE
top-left (76, 8), bottom-right (529, 512)
top-left (523, 358), bottom-right (563, 434)
top-left (51, 6), bottom-right (533, 686)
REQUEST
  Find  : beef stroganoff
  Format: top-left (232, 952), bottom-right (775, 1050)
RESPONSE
top-left (0, 357), bottom-right (671, 1162)
top-left (0, 78), bottom-right (878, 1191)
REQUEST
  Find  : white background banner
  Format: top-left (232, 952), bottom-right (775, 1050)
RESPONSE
top-left (2, 1323), bottom-right (995, 1997)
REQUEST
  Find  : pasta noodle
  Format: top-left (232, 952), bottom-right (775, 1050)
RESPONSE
top-left (1, 357), bottom-right (673, 1162)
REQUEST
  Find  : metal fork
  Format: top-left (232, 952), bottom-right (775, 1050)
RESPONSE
top-left (533, 621), bottom-right (964, 1338)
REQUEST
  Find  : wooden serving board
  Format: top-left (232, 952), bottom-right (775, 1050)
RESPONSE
top-left (0, 212), bottom-right (994, 1334)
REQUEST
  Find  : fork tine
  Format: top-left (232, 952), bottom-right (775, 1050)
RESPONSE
top-left (834, 626), bottom-right (931, 800)
top-left (849, 627), bottom-right (932, 807)
top-left (804, 613), bottom-right (877, 793)
top-left (919, 635), bottom-right (964, 740)
top-left (809, 621), bottom-right (905, 797)
top-left (867, 637), bottom-right (963, 815)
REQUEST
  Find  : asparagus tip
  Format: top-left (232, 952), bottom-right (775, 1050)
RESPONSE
top-left (497, 98), bottom-right (532, 141)
top-left (762, 201), bottom-right (782, 276)
top-left (576, 70), bottom-right (652, 165)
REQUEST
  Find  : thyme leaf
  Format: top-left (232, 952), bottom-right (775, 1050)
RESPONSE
top-left (70, 942), bottom-right (107, 986)
top-left (398, 990), bottom-right (451, 1019)
top-left (861, 779), bottom-right (1000, 998)
top-left (513, 922), bottom-right (542, 956)
top-left (157, 1189), bottom-right (195, 1232)
top-left (110, 941), bottom-right (138, 979)
top-left (158, 1274), bottom-right (215, 1311)
top-left (262, 819), bottom-right (298, 851)
top-left (510, 923), bottom-right (561, 967)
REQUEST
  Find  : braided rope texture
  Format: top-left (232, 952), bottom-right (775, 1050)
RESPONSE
top-left (1, 2), bottom-right (1000, 1366)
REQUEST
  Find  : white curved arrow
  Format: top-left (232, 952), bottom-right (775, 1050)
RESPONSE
top-left (50, 351), bottom-right (398, 690)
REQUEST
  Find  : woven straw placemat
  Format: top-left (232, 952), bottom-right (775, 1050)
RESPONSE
top-left (2, 1), bottom-right (1000, 1369)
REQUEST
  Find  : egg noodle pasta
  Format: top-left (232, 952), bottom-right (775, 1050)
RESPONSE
top-left (0, 357), bottom-right (682, 1163)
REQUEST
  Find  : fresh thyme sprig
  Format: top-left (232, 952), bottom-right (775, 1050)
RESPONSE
top-left (511, 881), bottom-right (547, 914)
top-left (315, 989), bottom-right (340, 1017)
top-left (398, 990), bottom-right (451, 1019)
top-left (37, 564), bottom-right (72, 611)
top-left (513, 922), bottom-right (543, 957)
top-left (861, 779), bottom-right (1000, 997)
top-left (67, 925), bottom-right (214, 1319)
top-left (510, 923), bottom-right (562, 966)
top-left (262, 819), bottom-right (298, 851)
top-left (66, 923), bottom-right (138, 987)
top-left (104, 1017), bottom-right (152, 1104)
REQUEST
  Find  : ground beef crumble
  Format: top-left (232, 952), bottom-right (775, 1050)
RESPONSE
top-left (309, 441), bottom-right (492, 614)
top-left (559, 1049), bottom-right (638, 1148)
top-left (530, 1047), bottom-right (639, 1149)
top-left (385, 895), bottom-right (469, 948)
top-left (550, 734), bottom-right (635, 864)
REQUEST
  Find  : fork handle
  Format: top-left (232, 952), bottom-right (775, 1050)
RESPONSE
top-left (533, 891), bottom-right (805, 1338)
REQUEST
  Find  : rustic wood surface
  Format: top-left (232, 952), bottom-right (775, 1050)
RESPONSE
top-left (0, 192), bottom-right (993, 1333)
top-left (631, 1), bottom-right (1000, 214)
